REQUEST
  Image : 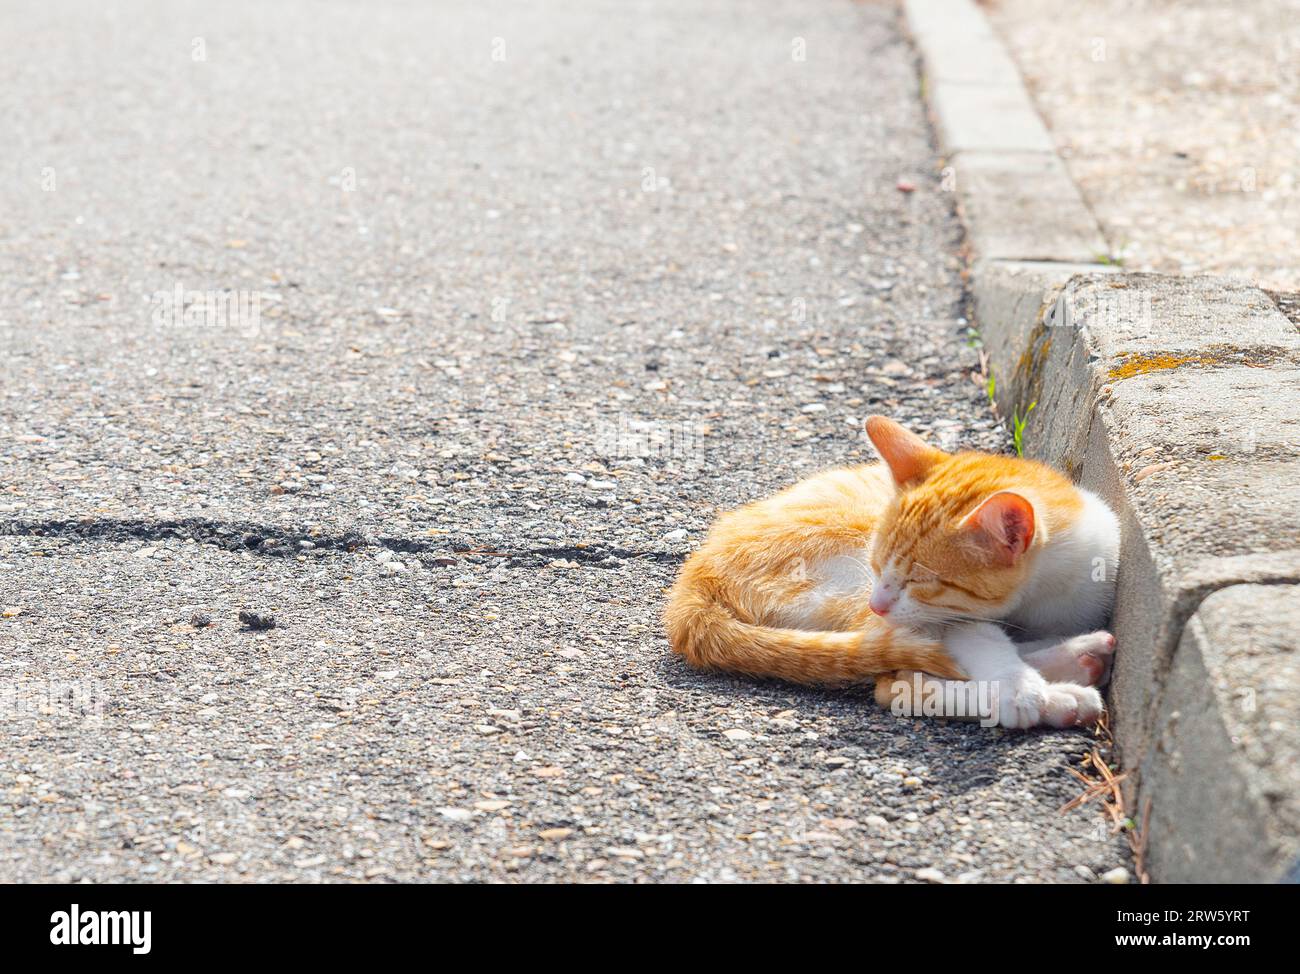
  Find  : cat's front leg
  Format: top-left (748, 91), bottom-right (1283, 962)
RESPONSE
top-left (945, 622), bottom-right (1103, 729)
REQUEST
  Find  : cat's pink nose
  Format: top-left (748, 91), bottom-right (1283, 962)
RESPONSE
top-left (869, 590), bottom-right (896, 616)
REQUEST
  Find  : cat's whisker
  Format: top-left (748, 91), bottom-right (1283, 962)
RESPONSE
top-left (930, 611), bottom-right (1030, 633)
top-left (844, 553), bottom-right (877, 580)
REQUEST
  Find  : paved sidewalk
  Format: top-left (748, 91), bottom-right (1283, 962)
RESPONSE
top-left (987, 0), bottom-right (1300, 290)
top-left (0, 0), bottom-right (1128, 882)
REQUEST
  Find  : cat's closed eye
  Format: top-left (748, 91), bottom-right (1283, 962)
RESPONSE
top-left (907, 564), bottom-right (940, 584)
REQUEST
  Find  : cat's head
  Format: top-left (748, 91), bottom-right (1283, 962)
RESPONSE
top-left (863, 415), bottom-right (1050, 629)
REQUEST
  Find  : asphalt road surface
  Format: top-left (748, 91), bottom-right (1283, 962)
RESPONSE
top-left (0, 0), bottom-right (1131, 882)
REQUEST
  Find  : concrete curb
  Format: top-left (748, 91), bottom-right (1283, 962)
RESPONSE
top-left (905, 0), bottom-right (1300, 883)
top-left (906, 0), bottom-right (1107, 263)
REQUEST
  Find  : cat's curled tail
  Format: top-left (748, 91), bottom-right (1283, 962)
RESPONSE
top-left (664, 585), bottom-right (965, 685)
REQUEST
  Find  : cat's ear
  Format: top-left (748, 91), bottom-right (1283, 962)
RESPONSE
top-left (963, 491), bottom-right (1036, 565)
top-left (865, 416), bottom-right (945, 486)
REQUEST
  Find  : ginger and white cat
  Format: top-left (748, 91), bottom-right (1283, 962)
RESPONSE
top-left (664, 416), bottom-right (1120, 729)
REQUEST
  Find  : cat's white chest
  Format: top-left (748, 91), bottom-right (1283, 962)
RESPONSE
top-left (1006, 489), bottom-right (1120, 638)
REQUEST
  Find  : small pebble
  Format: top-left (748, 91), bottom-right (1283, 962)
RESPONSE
top-left (237, 610), bottom-right (276, 630)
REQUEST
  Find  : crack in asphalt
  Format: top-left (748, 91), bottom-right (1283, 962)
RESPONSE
top-left (0, 517), bottom-right (684, 568)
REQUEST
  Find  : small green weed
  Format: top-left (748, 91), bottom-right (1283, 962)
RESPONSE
top-left (1012, 401), bottom-right (1036, 456)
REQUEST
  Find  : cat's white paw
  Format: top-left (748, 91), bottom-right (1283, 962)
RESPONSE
top-left (995, 673), bottom-right (1049, 730)
top-left (1027, 631), bottom-right (1116, 686)
top-left (994, 673), bottom-right (1104, 729)
top-left (1039, 682), bottom-right (1104, 728)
